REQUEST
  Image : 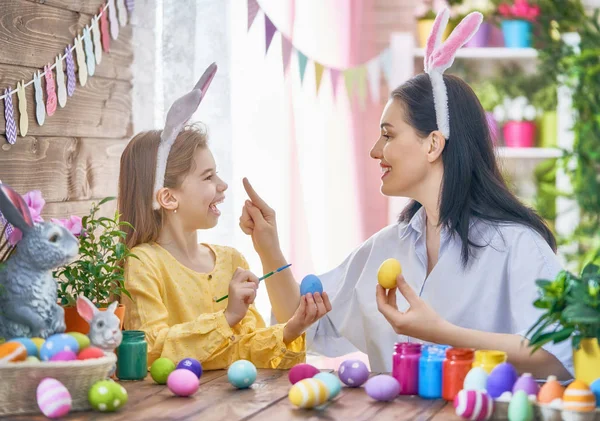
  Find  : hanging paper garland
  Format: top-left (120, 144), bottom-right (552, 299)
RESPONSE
top-left (16, 82), bottom-right (28, 136)
top-left (125, 0), bottom-right (134, 14)
top-left (100, 5), bottom-right (111, 52)
top-left (44, 65), bottom-right (57, 117)
top-left (83, 27), bottom-right (96, 77)
top-left (92, 18), bottom-right (103, 65)
top-left (108, 0), bottom-right (119, 40)
top-left (65, 46), bottom-right (76, 97)
top-left (33, 72), bottom-right (45, 126)
top-left (3, 89), bottom-right (17, 145)
top-left (55, 56), bottom-right (67, 108)
top-left (74, 36), bottom-right (88, 87)
top-left (117, 0), bottom-right (128, 27)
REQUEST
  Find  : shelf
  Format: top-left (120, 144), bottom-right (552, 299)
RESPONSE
top-left (495, 147), bottom-right (562, 159)
top-left (414, 47), bottom-right (538, 59)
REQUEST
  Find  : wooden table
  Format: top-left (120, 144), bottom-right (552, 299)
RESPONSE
top-left (6, 370), bottom-right (462, 421)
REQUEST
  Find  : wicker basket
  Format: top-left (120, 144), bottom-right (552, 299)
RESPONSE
top-left (0, 353), bottom-right (116, 416)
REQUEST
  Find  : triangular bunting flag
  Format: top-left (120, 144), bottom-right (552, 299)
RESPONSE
top-left (248, 0), bottom-right (260, 31)
top-left (297, 51), bottom-right (308, 84)
top-left (355, 66), bottom-right (367, 106)
top-left (282, 35), bottom-right (293, 74)
top-left (315, 62), bottom-right (325, 94)
top-left (380, 47), bottom-right (393, 88)
top-left (343, 68), bottom-right (356, 99)
top-left (265, 15), bottom-right (277, 53)
top-left (330, 69), bottom-right (341, 99)
top-left (367, 57), bottom-right (381, 103)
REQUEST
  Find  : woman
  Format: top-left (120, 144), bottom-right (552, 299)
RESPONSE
top-left (238, 10), bottom-right (572, 379)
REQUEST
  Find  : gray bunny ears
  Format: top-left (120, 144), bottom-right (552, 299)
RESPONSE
top-left (152, 63), bottom-right (218, 210)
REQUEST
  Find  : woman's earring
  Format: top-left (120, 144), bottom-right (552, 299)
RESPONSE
top-left (173, 209), bottom-right (178, 214)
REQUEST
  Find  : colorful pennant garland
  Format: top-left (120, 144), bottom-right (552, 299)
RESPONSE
top-left (248, 0), bottom-right (393, 104)
top-left (0, 1), bottom-right (132, 144)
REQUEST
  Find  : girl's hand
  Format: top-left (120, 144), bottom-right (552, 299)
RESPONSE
top-left (239, 178), bottom-right (282, 260)
top-left (283, 292), bottom-right (332, 344)
top-left (224, 268), bottom-right (259, 327)
top-left (375, 275), bottom-right (449, 343)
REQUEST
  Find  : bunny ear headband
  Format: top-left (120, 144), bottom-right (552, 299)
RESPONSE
top-left (152, 62), bottom-right (218, 210)
top-left (423, 8), bottom-right (483, 139)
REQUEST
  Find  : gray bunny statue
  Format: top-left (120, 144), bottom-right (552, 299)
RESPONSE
top-left (76, 295), bottom-right (123, 353)
top-left (0, 183), bottom-right (79, 340)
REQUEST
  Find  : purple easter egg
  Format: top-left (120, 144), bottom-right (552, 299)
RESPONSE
top-left (365, 375), bottom-right (400, 401)
top-left (487, 362), bottom-right (518, 398)
top-left (338, 359), bottom-right (369, 387)
top-left (50, 350), bottom-right (78, 361)
top-left (512, 372), bottom-right (540, 396)
top-left (176, 358), bottom-right (202, 379)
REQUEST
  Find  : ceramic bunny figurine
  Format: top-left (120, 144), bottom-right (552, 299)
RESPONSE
top-left (0, 184), bottom-right (79, 340)
top-left (76, 295), bottom-right (123, 353)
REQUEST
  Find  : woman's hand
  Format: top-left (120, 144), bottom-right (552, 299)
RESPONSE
top-left (283, 292), bottom-right (332, 344)
top-left (375, 275), bottom-right (449, 343)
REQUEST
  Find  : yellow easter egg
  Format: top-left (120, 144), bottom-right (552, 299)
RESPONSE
top-left (563, 380), bottom-right (596, 412)
top-left (377, 258), bottom-right (402, 289)
top-left (31, 337), bottom-right (45, 353)
top-left (288, 378), bottom-right (328, 408)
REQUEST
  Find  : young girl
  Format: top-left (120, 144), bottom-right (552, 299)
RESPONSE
top-left (119, 64), bottom-right (331, 369)
top-left (238, 13), bottom-right (572, 379)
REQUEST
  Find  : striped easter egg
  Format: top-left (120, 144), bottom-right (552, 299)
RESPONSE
top-left (563, 380), bottom-right (596, 412)
top-left (0, 342), bottom-right (27, 364)
top-left (288, 378), bottom-right (329, 409)
top-left (453, 389), bottom-right (495, 421)
top-left (36, 378), bottom-right (72, 419)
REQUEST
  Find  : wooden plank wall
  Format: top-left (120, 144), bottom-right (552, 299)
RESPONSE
top-left (0, 0), bottom-right (133, 220)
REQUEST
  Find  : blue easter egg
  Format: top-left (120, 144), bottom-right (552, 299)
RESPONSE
top-left (314, 372), bottom-right (342, 399)
top-left (300, 274), bottom-right (323, 296)
top-left (39, 334), bottom-right (79, 361)
top-left (227, 360), bottom-right (257, 389)
top-left (8, 338), bottom-right (38, 357)
top-left (177, 358), bottom-right (203, 379)
top-left (590, 378), bottom-right (600, 407)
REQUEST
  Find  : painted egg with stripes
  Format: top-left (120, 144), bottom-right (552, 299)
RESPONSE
top-left (0, 341), bottom-right (27, 363)
top-left (563, 380), bottom-right (596, 412)
top-left (453, 389), bottom-right (494, 421)
top-left (37, 378), bottom-right (72, 418)
top-left (288, 378), bottom-right (329, 408)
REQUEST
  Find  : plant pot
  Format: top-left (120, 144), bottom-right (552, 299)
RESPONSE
top-left (503, 121), bottom-right (536, 147)
top-left (417, 19), bottom-right (451, 49)
top-left (63, 304), bottom-right (126, 334)
top-left (501, 19), bottom-right (533, 48)
top-left (573, 338), bottom-right (600, 385)
top-left (539, 111), bottom-right (558, 149)
top-left (465, 21), bottom-right (491, 47)
top-left (486, 111), bottom-right (498, 145)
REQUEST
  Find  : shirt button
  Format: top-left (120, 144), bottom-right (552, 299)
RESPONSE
top-left (230, 335), bottom-right (235, 341)
top-left (280, 347), bottom-right (286, 353)
top-left (208, 275), bottom-right (212, 280)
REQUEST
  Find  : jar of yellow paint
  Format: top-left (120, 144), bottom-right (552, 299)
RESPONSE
top-left (472, 350), bottom-right (507, 374)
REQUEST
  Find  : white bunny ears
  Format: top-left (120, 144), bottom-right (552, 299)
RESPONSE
top-left (424, 8), bottom-right (483, 139)
top-left (152, 63), bottom-right (218, 210)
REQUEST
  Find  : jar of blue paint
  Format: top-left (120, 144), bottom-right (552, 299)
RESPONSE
top-left (418, 344), bottom-right (449, 399)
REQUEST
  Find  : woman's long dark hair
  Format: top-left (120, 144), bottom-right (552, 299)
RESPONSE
top-left (392, 74), bottom-right (556, 266)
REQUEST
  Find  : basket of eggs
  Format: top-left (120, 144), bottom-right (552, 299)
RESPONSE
top-left (0, 333), bottom-right (118, 417)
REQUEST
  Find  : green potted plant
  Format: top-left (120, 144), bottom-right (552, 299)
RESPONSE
top-left (53, 197), bottom-right (136, 334)
top-left (532, 81), bottom-right (558, 149)
top-left (527, 262), bottom-right (600, 385)
top-left (493, 0), bottom-right (540, 48)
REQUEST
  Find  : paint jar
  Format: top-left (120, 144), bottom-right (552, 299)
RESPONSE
top-left (418, 344), bottom-right (449, 399)
top-left (392, 342), bottom-right (422, 395)
top-left (116, 330), bottom-right (148, 381)
top-left (442, 347), bottom-right (475, 401)
top-left (472, 349), bottom-right (507, 374)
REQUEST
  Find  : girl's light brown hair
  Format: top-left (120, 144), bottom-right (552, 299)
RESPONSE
top-left (118, 124), bottom-right (208, 249)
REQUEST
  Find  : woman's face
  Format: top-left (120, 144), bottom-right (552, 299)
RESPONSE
top-left (370, 99), bottom-right (435, 198)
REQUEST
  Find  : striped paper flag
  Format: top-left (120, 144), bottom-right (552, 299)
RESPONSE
top-left (3, 89), bottom-right (17, 144)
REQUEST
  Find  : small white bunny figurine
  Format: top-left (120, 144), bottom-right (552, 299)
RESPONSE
top-left (76, 295), bottom-right (123, 353)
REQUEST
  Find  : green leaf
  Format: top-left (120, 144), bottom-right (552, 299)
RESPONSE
top-left (98, 197), bottom-right (116, 206)
top-left (563, 304), bottom-right (600, 324)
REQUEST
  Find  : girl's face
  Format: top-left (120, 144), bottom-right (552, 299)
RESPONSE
top-left (370, 99), bottom-right (433, 198)
top-left (173, 148), bottom-right (228, 230)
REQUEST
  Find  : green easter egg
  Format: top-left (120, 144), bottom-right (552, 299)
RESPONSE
top-left (25, 356), bottom-right (40, 363)
top-left (150, 357), bottom-right (176, 384)
top-left (89, 380), bottom-right (125, 412)
top-left (67, 332), bottom-right (90, 350)
top-left (508, 390), bottom-right (534, 421)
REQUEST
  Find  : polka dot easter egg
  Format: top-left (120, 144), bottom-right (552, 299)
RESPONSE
top-left (0, 341), bottom-right (27, 363)
top-left (89, 380), bottom-right (128, 412)
top-left (563, 380), bottom-right (596, 412)
top-left (338, 359), bottom-right (369, 387)
top-left (377, 258), bottom-right (402, 289)
top-left (314, 372), bottom-right (342, 399)
top-left (288, 378), bottom-right (329, 409)
top-left (40, 334), bottom-right (79, 361)
top-left (289, 363), bottom-right (320, 385)
top-left (300, 274), bottom-right (323, 296)
top-left (177, 357), bottom-right (202, 379)
top-left (167, 369), bottom-right (200, 397)
top-left (365, 375), bottom-right (400, 401)
top-left (228, 359), bottom-right (257, 389)
top-left (37, 378), bottom-right (72, 419)
top-left (453, 389), bottom-right (494, 421)
top-left (8, 337), bottom-right (38, 357)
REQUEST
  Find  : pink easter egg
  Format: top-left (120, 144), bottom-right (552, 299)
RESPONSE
top-left (50, 350), bottom-right (78, 362)
top-left (288, 363), bottom-right (320, 385)
top-left (453, 389), bottom-right (494, 421)
top-left (37, 378), bottom-right (72, 418)
top-left (167, 369), bottom-right (200, 397)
